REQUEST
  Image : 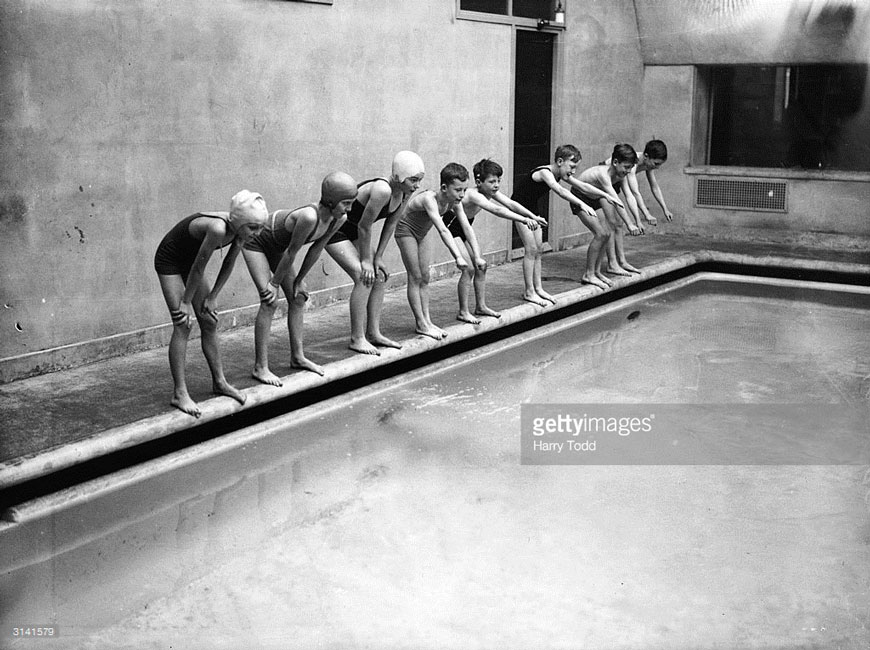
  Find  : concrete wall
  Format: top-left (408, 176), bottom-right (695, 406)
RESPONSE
top-left (0, 0), bottom-right (648, 379)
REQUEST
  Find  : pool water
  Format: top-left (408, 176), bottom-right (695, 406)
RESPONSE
top-left (2, 274), bottom-right (869, 649)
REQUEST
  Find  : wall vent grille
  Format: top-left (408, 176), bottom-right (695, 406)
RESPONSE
top-left (695, 178), bottom-right (788, 212)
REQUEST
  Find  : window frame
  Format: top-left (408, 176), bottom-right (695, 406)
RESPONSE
top-left (456, 0), bottom-right (565, 30)
top-left (692, 63), bottom-right (870, 176)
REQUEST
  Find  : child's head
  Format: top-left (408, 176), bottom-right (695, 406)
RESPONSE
top-left (229, 190), bottom-right (268, 242)
top-left (554, 144), bottom-right (581, 164)
top-left (440, 162), bottom-right (469, 204)
top-left (320, 171), bottom-right (359, 215)
top-left (554, 144), bottom-right (581, 179)
top-left (643, 140), bottom-right (668, 165)
top-left (392, 150), bottom-right (426, 194)
top-left (611, 143), bottom-right (639, 166)
top-left (473, 158), bottom-right (503, 196)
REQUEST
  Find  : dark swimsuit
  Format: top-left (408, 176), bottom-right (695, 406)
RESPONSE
top-left (442, 210), bottom-right (474, 242)
top-left (327, 178), bottom-right (401, 245)
top-left (244, 206), bottom-right (323, 271)
top-left (511, 165), bottom-right (552, 215)
top-left (153, 213), bottom-right (231, 280)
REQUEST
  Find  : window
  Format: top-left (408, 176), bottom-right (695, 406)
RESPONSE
top-left (705, 64), bottom-right (869, 172)
top-left (458, 0), bottom-right (564, 26)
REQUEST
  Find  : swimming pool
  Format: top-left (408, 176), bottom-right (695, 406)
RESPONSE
top-left (2, 272), bottom-right (868, 649)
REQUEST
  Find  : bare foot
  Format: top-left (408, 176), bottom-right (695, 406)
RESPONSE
top-left (457, 311), bottom-right (481, 325)
top-left (581, 274), bottom-right (609, 290)
top-left (620, 261), bottom-right (641, 274)
top-left (252, 367), bottom-right (283, 387)
top-left (214, 381), bottom-right (246, 405)
top-left (606, 265), bottom-right (631, 276)
top-left (523, 292), bottom-right (548, 307)
top-left (595, 272), bottom-right (614, 286)
top-left (435, 325), bottom-right (449, 339)
top-left (291, 356), bottom-right (325, 376)
top-left (349, 337), bottom-right (381, 356)
top-left (368, 332), bottom-right (402, 349)
top-left (171, 393), bottom-right (201, 418)
top-left (415, 326), bottom-right (443, 340)
top-left (475, 306), bottom-right (501, 318)
top-left (537, 289), bottom-right (557, 305)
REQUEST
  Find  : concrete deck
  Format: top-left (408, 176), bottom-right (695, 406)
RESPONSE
top-left (1, 233), bottom-right (868, 498)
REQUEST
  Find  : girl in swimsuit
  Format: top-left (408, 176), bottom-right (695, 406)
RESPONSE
top-left (153, 190), bottom-right (268, 417)
top-left (242, 172), bottom-right (357, 385)
top-left (324, 151), bottom-right (424, 356)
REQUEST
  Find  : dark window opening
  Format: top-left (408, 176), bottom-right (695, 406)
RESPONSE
top-left (708, 64), bottom-right (869, 171)
top-left (459, 0), bottom-right (558, 21)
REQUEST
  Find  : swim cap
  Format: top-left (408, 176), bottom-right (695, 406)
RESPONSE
top-left (391, 150), bottom-right (425, 182)
top-left (320, 171), bottom-right (358, 208)
top-left (228, 190), bottom-right (268, 231)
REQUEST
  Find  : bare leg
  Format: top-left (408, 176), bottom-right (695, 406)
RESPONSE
top-left (455, 240), bottom-right (480, 324)
top-left (397, 236), bottom-right (440, 339)
top-left (532, 227), bottom-right (556, 304)
top-left (468, 241), bottom-right (499, 318)
top-left (158, 274), bottom-right (202, 417)
top-left (416, 233), bottom-right (447, 338)
top-left (514, 222), bottom-right (548, 306)
top-left (574, 210), bottom-right (610, 290)
top-left (242, 249), bottom-right (283, 386)
top-left (600, 203), bottom-right (631, 276)
top-left (190, 280), bottom-right (245, 406)
top-left (327, 241), bottom-right (380, 355)
top-left (612, 225), bottom-right (641, 273)
top-left (366, 279), bottom-right (402, 349)
top-left (282, 276), bottom-right (324, 376)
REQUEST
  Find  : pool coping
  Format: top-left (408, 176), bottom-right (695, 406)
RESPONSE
top-left (1, 249), bottom-right (868, 496)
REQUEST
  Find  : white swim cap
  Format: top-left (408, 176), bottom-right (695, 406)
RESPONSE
top-left (320, 172), bottom-right (358, 208)
top-left (391, 150), bottom-right (425, 182)
top-left (229, 190), bottom-right (268, 231)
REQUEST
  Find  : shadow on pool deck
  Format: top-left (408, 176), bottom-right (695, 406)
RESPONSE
top-left (0, 233), bottom-right (868, 494)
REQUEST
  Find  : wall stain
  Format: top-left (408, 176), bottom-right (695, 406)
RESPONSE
top-left (0, 194), bottom-right (28, 225)
top-left (74, 226), bottom-right (85, 243)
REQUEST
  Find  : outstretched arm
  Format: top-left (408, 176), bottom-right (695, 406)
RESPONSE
top-left (645, 169), bottom-right (673, 222)
top-left (620, 168), bottom-right (647, 229)
top-left (479, 191), bottom-right (547, 229)
top-left (535, 168), bottom-right (598, 218)
top-left (565, 173), bottom-right (625, 209)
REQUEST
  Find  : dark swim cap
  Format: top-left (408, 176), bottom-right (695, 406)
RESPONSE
top-left (320, 172), bottom-right (358, 208)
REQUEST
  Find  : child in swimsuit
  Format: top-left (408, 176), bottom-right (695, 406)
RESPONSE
top-left (153, 190), bottom-right (268, 417)
top-left (324, 151), bottom-right (424, 356)
top-left (242, 172), bottom-right (357, 385)
top-left (570, 144), bottom-right (642, 287)
top-left (606, 139), bottom-right (673, 228)
top-left (511, 145), bottom-right (599, 305)
top-left (448, 158), bottom-right (547, 323)
top-left (394, 162), bottom-right (471, 340)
